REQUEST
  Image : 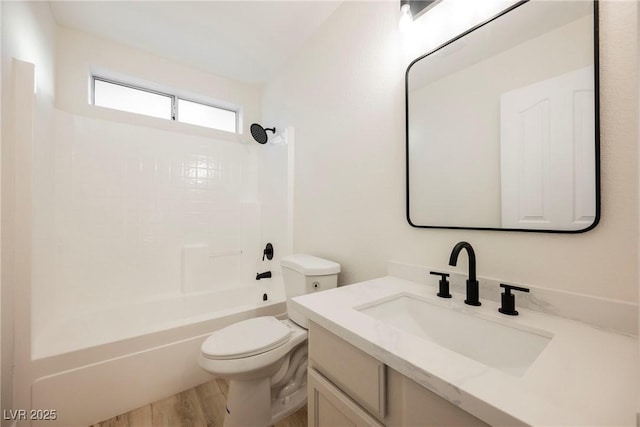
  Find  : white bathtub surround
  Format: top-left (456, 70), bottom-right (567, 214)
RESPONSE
top-left (38, 110), bottom-right (263, 317)
top-left (291, 275), bottom-right (638, 426)
top-left (31, 108), bottom-right (292, 346)
top-left (388, 261), bottom-right (638, 336)
top-left (30, 296), bottom-right (285, 427)
top-left (33, 280), bottom-right (286, 360)
top-left (181, 241), bottom-right (256, 294)
top-left (27, 105), bottom-right (293, 424)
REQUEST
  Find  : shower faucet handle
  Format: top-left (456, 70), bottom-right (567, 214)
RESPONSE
top-left (262, 243), bottom-right (274, 261)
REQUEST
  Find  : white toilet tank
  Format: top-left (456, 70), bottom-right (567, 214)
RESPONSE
top-left (281, 254), bottom-right (340, 328)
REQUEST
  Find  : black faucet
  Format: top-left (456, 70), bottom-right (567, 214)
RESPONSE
top-left (256, 271), bottom-right (272, 280)
top-left (448, 241), bottom-right (481, 306)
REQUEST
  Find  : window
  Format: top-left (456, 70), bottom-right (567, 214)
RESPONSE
top-left (94, 79), bottom-right (173, 120)
top-left (92, 76), bottom-right (238, 133)
top-left (177, 99), bottom-right (236, 133)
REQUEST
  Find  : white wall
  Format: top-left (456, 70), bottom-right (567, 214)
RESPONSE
top-left (263, 0), bottom-right (639, 303)
top-left (1, 1), bottom-right (57, 419)
top-left (29, 16), bottom-right (292, 357)
top-left (257, 130), bottom-right (294, 274)
top-left (56, 26), bottom-right (262, 142)
top-left (31, 110), bottom-right (268, 359)
top-left (39, 22), bottom-right (290, 343)
top-left (1, 3), bottom-right (292, 415)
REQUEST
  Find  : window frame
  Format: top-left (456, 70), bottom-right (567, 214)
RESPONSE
top-left (91, 76), bottom-right (239, 133)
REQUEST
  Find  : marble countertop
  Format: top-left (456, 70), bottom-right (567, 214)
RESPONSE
top-left (291, 275), bottom-right (638, 426)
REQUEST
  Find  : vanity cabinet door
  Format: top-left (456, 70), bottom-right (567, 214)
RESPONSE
top-left (308, 368), bottom-right (384, 427)
top-left (387, 368), bottom-right (490, 427)
top-left (309, 322), bottom-right (386, 418)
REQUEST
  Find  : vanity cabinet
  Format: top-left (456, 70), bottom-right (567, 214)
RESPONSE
top-left (308, 368), bottom-right (384, 427)
top-left (307, 322), bottom-right (489, 427)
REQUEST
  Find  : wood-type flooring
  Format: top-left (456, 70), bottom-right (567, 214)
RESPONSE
top-left (91, 378), bottom-right (307, 427)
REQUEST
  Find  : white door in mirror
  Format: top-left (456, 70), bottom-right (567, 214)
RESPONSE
top-left (500, 66), bottom-right (595, 230)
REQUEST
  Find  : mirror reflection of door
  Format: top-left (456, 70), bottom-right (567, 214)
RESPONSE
top-left (500, 66), bottom-right (596, 229)
top-left (405, 0), bottom-right (598, 232)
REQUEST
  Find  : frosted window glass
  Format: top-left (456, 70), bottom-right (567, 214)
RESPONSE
top-left (94, 79), bottom-right (172, 120)
top-left (178, 99), bottom-right (236, 132)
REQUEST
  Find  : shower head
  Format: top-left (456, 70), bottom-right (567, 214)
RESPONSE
top-left (250, 123), bottom-right (276, 144)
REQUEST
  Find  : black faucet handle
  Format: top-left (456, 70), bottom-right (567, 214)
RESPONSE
top-left (500, 283), bottom-right (530, 293)
top-left (262, 243), bottom-right (274, 261)
top-left (430, 271), bottom-right (452, 299)
top-left (499, 283), bottom-right (530, 316)
top-left (429, 271), bottom-right (450, 279)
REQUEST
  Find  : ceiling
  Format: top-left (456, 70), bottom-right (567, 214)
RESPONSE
top-left (49, 1), bottom-right (343, 85)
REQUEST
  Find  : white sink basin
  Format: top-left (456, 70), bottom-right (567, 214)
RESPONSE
top-left (357, 293), bottom-right (552, 376)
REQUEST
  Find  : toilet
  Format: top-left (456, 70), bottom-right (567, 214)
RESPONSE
top-left (198, 254), bottom-right (340, 427)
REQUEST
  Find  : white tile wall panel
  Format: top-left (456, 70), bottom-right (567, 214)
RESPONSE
top-left (30, 110), bottom-right (286, 343)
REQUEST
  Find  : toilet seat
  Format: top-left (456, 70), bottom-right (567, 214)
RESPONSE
top-left (199, 319), bottom-right (308, 381)
top-left (201, 316), bottom-right (292, 360)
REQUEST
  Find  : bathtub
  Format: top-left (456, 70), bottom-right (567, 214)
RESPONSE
top-left (29, 279), bottom-right (286, 427)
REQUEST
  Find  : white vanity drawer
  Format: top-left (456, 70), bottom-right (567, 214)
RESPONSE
top-left (308, 321), bottom-right (386, 418)
top-left (308, 368), bottom-right (384, 427)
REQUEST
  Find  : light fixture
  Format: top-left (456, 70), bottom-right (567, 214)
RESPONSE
top-left (399, 0), bottom-right (443, 32)
top-left (399, 1), bottom-right (413, 32)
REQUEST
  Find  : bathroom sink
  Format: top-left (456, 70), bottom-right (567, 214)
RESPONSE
top-left (357, 294), bottom-right (552, 376)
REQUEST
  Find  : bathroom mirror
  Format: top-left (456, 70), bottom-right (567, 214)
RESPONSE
top-left (406, 0), bottom-right (599, 232)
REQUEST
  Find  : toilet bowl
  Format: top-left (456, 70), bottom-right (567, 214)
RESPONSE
top-left (198, 254), bottom-right (340, 427)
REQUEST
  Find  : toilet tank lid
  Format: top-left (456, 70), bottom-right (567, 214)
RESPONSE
top-left (281, 254), bottom-right (340, 275)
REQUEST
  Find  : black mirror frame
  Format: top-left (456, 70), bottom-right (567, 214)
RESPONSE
top-left (405, 0), bottom-right (600, 233)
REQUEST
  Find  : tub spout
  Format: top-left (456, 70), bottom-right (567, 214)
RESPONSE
top-left (256, 271), bottom-right (272, 280)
